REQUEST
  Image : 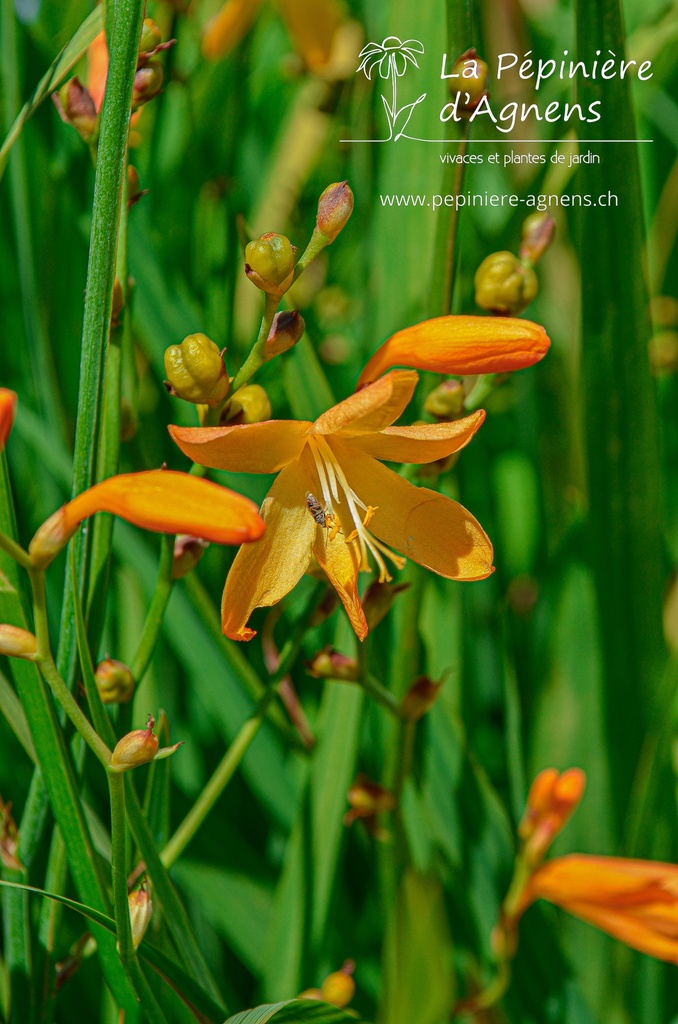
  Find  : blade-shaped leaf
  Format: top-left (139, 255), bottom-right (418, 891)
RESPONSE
top-left (224, 999), bottom-right (360, 1024)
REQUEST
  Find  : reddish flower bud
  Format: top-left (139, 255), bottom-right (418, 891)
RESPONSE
top-left (172, 535), bottom-right (209, 579)
top-left (519, 212), bottom-right (556, 265)
top-left (53, 77), bottom-right (98, 143)
top-left (265, 310), bottom-right (305, 360)
top-left (316, 181), bottom-right (354, 244)
top-left (344, 774), bottom-right (396, 826)
top-left (132, 60), bottom-right (164, 108)
top-left (400, 676), bottom-right (443, 721)
top-left (110, 715), bottom-right (160, 772)
top-left (95, 658), bottom-right (135, 704)
top-left (306, 646), bottom-right (359, 681)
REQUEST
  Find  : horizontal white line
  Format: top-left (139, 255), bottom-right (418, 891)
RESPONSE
top-left (340, 138), bottom-right (654, 144)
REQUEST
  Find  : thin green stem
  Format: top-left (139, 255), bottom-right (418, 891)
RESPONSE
top-left (0, 527), bottom-right (32, 570)
top-left (451, 959), bottom-right (511, 1018)
top-left (129, 534), bottom-right (175, 684)
top-left (108, 771), bottom-right (169, 1024)
top-left (364, 673), bottom-right (405, 720)
top-left (161, 585), bottom-right (323, 867)
top-left (230, 293), bottom-right (279, 393)
top-left (29, 567), bottom-right (111, 767)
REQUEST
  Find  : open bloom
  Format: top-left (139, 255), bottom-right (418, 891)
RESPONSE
top-left (357, 315), bottom-right (550, 387)
top-left (522, 854), bottom-right (678, 964)
top-left (170, 370), bottom-right (494, 641)
top-left (29, 470), bottom-right (264, 568)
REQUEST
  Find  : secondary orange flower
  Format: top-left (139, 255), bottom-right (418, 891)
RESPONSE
top-left (0, 389), bottom-right (17, 451)
top-left (170, 370), bottom-right (494, 641)
top-left (203, 0), bottom-right (342, 71)
top-left (29, 470), bottom-right (264, 568)
top-left (518, 767), bottom-right (586, 866)
top-left (357, 315), bottom-right (550, 387)
top-left (522, 854), bottom-right (678, 964)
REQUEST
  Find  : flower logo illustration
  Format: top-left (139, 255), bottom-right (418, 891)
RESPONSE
top-left (357, 36), bottom-right (426, 141)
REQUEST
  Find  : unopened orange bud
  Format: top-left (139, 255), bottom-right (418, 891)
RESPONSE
top-left (0, 389), bottom-right (17, 451)
top-left (53, 77), bottom-right (98, 143)
top-left (245, 233), bottom-right (296, 296)
top-left (401, 676), bottom-right (443, 721)
top-left (0, 625), bottom-right (38, 661)
top-left (306, 646), bottom-right (359, 681)
top-left (320, 961), bottom-right (355, 1007)
top-left (128, 887), bottom-right (153, 948)
top-left (519, 212), bottom-right (555, 265)
top-left (133, 60), bottom-right (164, 107)
top-left (316, 181), bottom-right (354, 244)
top-left (28, 508), bottom-right (77, 569)
top-left (519, 767), bottom-right (586, 866)
top-left (95, 658), bottom-right (135, 704)
top-left (265, 310), bottom-right (305, 360)
top-left (172, 535), bottom-right (209, 579)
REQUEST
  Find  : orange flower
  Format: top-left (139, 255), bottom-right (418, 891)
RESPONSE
top-left (0, 389), bottom-right (17, 451)
top-left (170, 370), bottom-right (494, 641)
top-left (202, 0), bottom-right (342, 71)
top-left (522, 854), bottom-right (678, 964)
top-left (518, 767), bottom-right (586, 865)
top-left (29, 470), bottom-right (264, 568)
top-left (357, 315), bottom-right (550, 387)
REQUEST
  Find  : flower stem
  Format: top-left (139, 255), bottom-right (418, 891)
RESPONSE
top-left (364, 673), bottom-right (404, 720)
top-left (108, 770), bottom-right (168, 1024)
top-left (129, 534), bottom-right (175, 684)
top-left (230, 293), bottom-right (279, 393)
top-left (0, 527), bottom-right (32, 570)
top-left (160, 585), bottom-right (324, 867)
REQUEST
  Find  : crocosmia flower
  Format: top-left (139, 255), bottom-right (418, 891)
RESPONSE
top-left (170, 370), bottom-right (494, 641)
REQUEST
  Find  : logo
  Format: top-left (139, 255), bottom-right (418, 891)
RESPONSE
top-left (356, 36), bottom-right (427, 142)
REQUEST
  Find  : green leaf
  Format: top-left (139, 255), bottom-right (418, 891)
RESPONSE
top-left (224, 999), bottom-right (359, 1024)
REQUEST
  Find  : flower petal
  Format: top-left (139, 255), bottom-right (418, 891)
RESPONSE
top-left (357, 315), bottom-right (551, 387)
top-left (278, 0), bottom-right (342, 71)
top-left (308, 370), bottom-right (418, 437)
top-left (65, 471), bottom-right (264, 544)
top-left (349, 410), bottom-right (485, 464)
top-left (169, 420), bottom-right (310, 474)
top-left (0, 388), bottom-right (17, 451)
top-left (334, 444), bottom-right (494, 580)
top-left (313, 524), bottom-right (367, 641)
top-left (560, 901), bottom-right (678, 964)
top-left (221, 453), bottom-right (317, 640)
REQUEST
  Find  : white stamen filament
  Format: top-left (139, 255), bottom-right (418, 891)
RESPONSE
top-left (307, 437), bottom-right (406, 582)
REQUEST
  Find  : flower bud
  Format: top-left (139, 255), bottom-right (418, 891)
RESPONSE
top-left (172, 535), bottom-right (209, 579)
top-left (363, 580), bottom-right (410, 631)
top-left (423, 379), bottom-right (465, 421)
top-left (132, 60), bottom-right (164, 108)
top-left (519, 212), bottom-right (555, 265)
top-left (0, 389), bottom-right (17, 451)
top-left (95, 658), bottom-right (135, 705)
top-left (518, 767), bottom-right (586, 866)
top-left (222, 384), bottom-right (271, 424)
top-left (306, 646), bottom-right (359, 681)
top-left (344, 774), bottom-right (396, 826)
top-left (401, 676), bottom-right (443, 722)
top-left (111, 716), bottom-right (159, 772)
top-left (29, 509), bottom-right (78, 569)
top-left (0, 797), bottom-right (22, 871)
top-left (649, 330), bottom-right (678, 376)
top-left (474, 252), bottom-right (538, 316)
top-left (128, 887), bottom-right (153, 948)
top-left (127, 164), bottom-right (147, 209)
top-left (650, 295), bottom-right (678, 329)
top-left (244, 233), bottom-right (296, 296)
top-left (139, 19), bottom-right (162, 57)
top-left (164, 333), bottom-right (230, 406)
top-left (111, 276), bottom-right (124, 328)
top-left (315, 181), bottom-right (354, 244)
top-left (449, 49), bottom-right (488, 112)
top-left (265, 310), bottom-right (305, 360)
top-left (53, 77), bottom-right (98, 144)
top-left (0, 625), bottom-right (38, 661)
top-left (320, 961), bottom-right (355, 1007)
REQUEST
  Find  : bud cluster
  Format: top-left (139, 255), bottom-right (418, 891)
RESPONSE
top-left (475, 212), bottom-right (555, 316)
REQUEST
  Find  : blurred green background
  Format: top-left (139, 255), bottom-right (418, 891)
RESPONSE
top-left (2, 0), bottom-right (678, 1021)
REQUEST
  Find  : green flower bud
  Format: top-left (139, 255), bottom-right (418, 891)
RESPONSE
top-left (474, 251), bottom-right (538, 316)
top-left (139, 18), bottom-right (162, 57)
top-left (133, 60), bottom-right (164, 108)
top-left (53, 77), bottom-right (98, 144)
top-left (316, 181), bottom-right (354, 244)
top-left (222, 384), bottom-right (272, 424)
top-left (164, 333), bottom-right (229, 406)
top-left (265, 310), bottom-right (305, 360)
top-left (244, 233), bottom-right (296, 296)
top-left (424, 379), bottom-right (465, 420)
top-left (95, 658), bottom-right (135, 705)
top-left (519, 212), bottom-right (555, 264)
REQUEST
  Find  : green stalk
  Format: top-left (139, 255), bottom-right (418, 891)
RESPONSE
top-left (108, 771), bottom-right (169, 1024)
top-left (57, 0), bottom-right (145, 687)
top-left (129, 535), bottom-right (174, 684)
top-left (230, 293), bottom-right (279, 393)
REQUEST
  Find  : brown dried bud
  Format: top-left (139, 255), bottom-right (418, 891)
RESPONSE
top-left (316, 181), bottom-right (354, 244)
top-left (95, 658), bottom-right (135, 705)
top-left (53, 77), bottom-right (98, 144)
top-left (363, 580), bottom-right (410, 631)
top-left (306, 646), bottom-right (359, 681)
top-left (401, 676), bottom-right (443, 722)
top-left (265, 310), bottom-right (305, 360)
top-left (172, 535), bottom-right (209, 579)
